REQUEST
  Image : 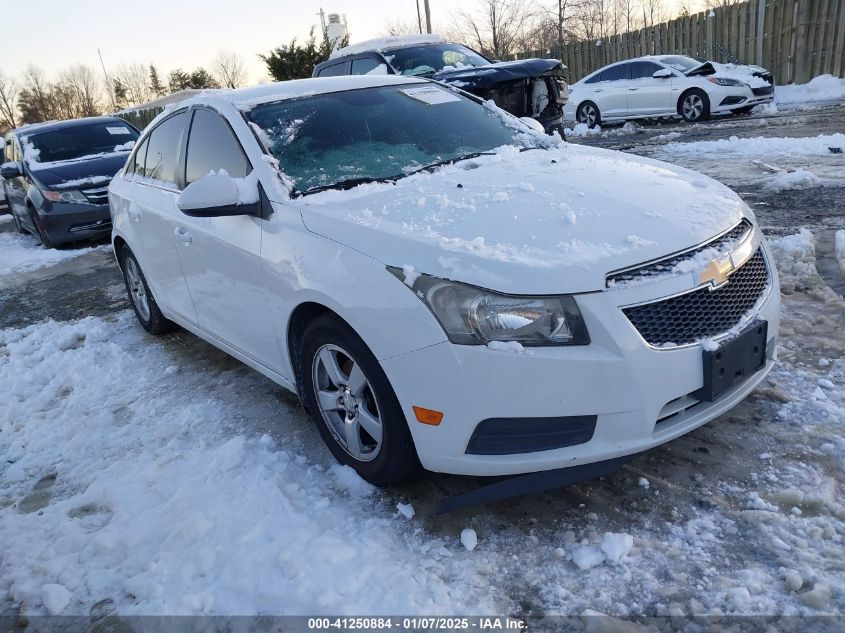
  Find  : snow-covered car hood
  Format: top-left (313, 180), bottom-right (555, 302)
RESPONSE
top-left (297, 144), bottom-right (748, 295)
top-left (435, 58), bottom-right (565, 90)
top-left (686, 61), bottom-right (773, 88)
top-left (27, 152), bottom-right (129, 189)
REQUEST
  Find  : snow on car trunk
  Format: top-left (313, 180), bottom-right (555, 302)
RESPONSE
top-left (0, 313), bottom-right (498, 615)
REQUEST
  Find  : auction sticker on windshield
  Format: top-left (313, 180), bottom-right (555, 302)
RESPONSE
top-left (400, 86), bottom-right (461, 105)
top-left (106, 127), bottom-right (131, 135)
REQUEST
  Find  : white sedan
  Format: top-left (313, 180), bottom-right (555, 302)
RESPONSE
top-left (565, 55), bottom-right (775, 126)
top-left (109, 75), bottom-right (779, 486)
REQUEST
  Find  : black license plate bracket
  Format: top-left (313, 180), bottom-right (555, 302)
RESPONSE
top-left (695, 321), bottom-right (768, 402)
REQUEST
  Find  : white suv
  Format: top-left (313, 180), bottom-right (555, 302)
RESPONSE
top-left (565, 55), bottom-right (775, 126)
top-left (109, 75), bottom-right (780, 487)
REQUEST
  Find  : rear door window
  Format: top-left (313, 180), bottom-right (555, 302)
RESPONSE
top-left (317, 61), bottom-right (349, 77)
top-left (184, 109), bottom-right (251, 185)
top-left (141, 111), bottom-right (188, 186)
top-left (350, 58), bottom-right (384, 75)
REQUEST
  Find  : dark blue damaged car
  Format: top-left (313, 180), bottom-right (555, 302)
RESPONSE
top-left (313, 36), bottom-right (569, 134)
top-left (1, 116), bottom-right (139, 248)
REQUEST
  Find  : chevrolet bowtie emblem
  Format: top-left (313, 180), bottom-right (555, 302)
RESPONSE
top-left (699, 258), bottom-right (734, 288)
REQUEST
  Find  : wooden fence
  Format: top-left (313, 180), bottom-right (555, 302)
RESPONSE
top-left (513, 0), bottom-right (845, 85)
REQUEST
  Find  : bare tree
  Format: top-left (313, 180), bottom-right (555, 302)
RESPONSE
top-left (383, 17), bottom-right (420, 36)
top-left (18, 66), bottom-right (56, 124)
top-left (0, 71), bottom-right (18, 130)
top-left (455, 0), bottom-right (538, 59)
top-left (213, 50), bottom-right (247, 89)
top-left (54, 65), bottom-right (102, 118)
top-left (111, 63), bottom-right (153, 108)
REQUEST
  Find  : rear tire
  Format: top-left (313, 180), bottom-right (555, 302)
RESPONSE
top-left (301, 313), bottom-right (421, 487)
top-left (119, 245), bottom-right (178, 335)
top-left (679, 89), bottom-right (710, 123)
top-left (576, 101), bottom-right (601, 128)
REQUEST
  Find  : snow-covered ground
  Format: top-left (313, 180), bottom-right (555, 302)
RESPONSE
top-left (0, 231), bottom-right (106, 278)
top-left (0, 227), bottom-right (843, 618)
top-left (652, 133), bottom-right (845, 191)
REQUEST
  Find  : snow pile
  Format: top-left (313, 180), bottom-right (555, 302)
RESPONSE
top-left (767, 229), bottom-right (816, 286)
top-left (776, 74), bottom-right (845, 105)
top-left (0, 315), bottom-right (493, 615)
top-left (0, 232), bottom-right (104, 278)
top-left (569, 123), bottom-right (601, 137)
top-left (761, 169), bottom-right (821, 193)
top-left (659, 133), bottom-right (845, 159)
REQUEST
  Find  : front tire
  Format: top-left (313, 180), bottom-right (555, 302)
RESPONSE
top-left (576, 101), bottom-right (601, 128)
top-left (301, 314), bottom-right (421, 487)
top-left (119, 245), bottom-right (177, 335)
top-left (679, 89), bottom-right (710, 122)
top-left (28, 208), bottom-right (55, 248)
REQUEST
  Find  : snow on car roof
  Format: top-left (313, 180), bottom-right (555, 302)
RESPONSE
top-left (190, 75), bottom-right (428, 110)
top-left (329, 34), bottom-right (446, 60)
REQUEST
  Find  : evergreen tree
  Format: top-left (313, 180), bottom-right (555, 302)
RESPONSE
top-left (260, 27), bottom-right (349, 82)
top-left (149, 64), bottom-right (166, 96)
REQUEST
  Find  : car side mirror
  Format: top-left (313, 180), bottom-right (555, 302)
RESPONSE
top-left (519, 117), bottom-right (546, 134)
top-left (177, 170), bottom-right (261, 218)
top-left (0, 162), bottom-right (22, 179)
top-left (653, 69), bottom-right (673, 79)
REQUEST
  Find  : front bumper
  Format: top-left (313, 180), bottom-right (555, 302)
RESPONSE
top-left (383, 242), bottom-right (780, 477)
top-left (36, 202), bottom-right (112, 244)
top-left (710, 84), bottom-right (775, 112)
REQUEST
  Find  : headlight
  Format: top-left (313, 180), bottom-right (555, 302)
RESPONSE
top-left (388, 267), bottom-right (590, 346)
top-left (707, 77), bottom-right (747, 87)
top-left (41, 189), bottom-right (88, 204)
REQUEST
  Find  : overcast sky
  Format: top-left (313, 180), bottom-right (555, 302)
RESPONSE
top-left (0, 0), bottom-right (456, 84)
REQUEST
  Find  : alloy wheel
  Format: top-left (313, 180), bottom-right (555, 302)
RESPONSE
top-left (311, 344), bottom-right (383, 462)
top-left (578, 104), bottom-right (597, 127)
top-left (683, 94), bottom-right (704, 120)
top-left (125, 257), bottom-right (151, 321)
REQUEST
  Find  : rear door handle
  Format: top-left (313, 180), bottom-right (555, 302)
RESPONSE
top-left (174, 227), bottom-right (192, 245)
top-left (628, 87), bottom-right (638, 91)
top-left (594, 88), bottom-right (604, 93)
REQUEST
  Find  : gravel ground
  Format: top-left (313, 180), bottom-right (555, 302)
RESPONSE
top-left (1, 103), bottom-right (843, 624)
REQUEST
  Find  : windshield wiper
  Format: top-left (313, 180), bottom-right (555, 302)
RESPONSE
top-left (406, 152), bottom-right (496, 177)
top-left (296, 152), bottom-right (498, 196)
top-left (298, 175), bottom-right (403, 197)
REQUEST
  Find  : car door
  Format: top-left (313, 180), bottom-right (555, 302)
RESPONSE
top-left (625, 61), bottom-right (674, 116)
top-left (172, 107), bottom-right (281, 369)
top-left (586, 63), bottom-right (630, 118)
top-left (123, 110), bottom-right (199, 324)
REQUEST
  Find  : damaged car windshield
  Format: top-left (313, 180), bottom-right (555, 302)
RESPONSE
top-left (385, 44), bottom-right (490, 76)
top-left (247, 84), bottom-right (529, 195)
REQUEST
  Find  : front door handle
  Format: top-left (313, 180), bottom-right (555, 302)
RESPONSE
top-left (628, 87), bottom-right (638, 91)
top-left (174, 227), bottom-right (192, 245)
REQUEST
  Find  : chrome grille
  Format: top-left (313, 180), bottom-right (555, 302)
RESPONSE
top-left (606, 219), bottom-right (752, 287)
top-left (622, 248), bottom-right (769, 346)
top-left (81, 186), bottom-right (109, 205)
